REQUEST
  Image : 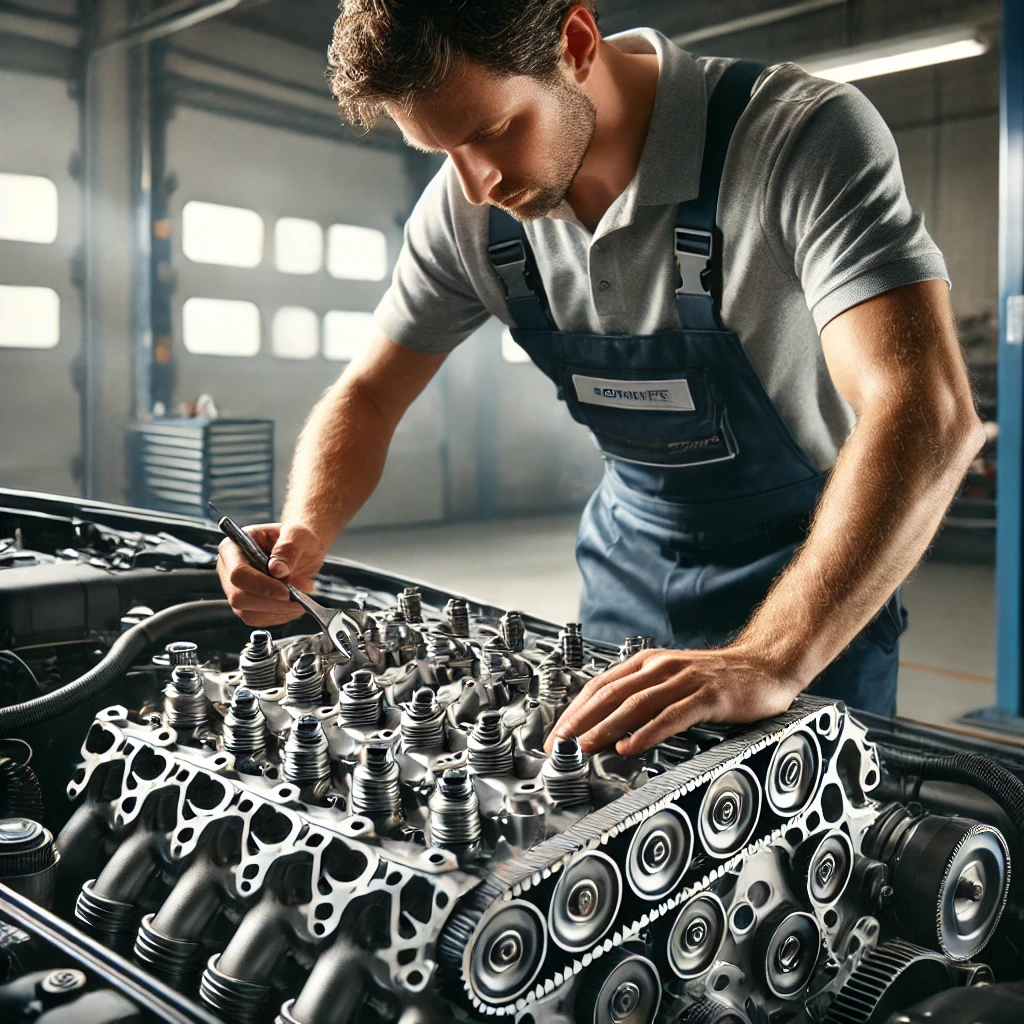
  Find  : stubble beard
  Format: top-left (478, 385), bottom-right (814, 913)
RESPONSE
top-left (498, 79), bottom-right (596, 223)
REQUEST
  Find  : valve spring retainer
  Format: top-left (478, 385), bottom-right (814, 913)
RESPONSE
top-left (339, 670), bottom-right (383, 727)
top-left (134, 914), bottom-right (204, 976)
top-left (537, 665), bottom-right (568, 706)
top-left (285, 652), bottom-right (322, 706)
top-left (401, 687), bottom-right (445, 749)
top-left (621, 636), bottom-right (656, 659)
top-left (238, 630), bottom-right (277, 690)
top-left (75, 879), bottom-right (141, 935)
top-left (282, 715), bottom-right (330, 786)
top-left (467, 711), bottom-right (514, 777)
top-left (165, 641), bottom-right (198, 667)
top-left (445, 598), bottom-right (470, 637)
top-left (399, 585), bottom-right (423, 623)
top-left (351, 739), bottom-right (402, 819)
top-left (200, 954), bottom-right (272, 1024)
top-left (560, 622), bottom-right (584, 669)
top-left (499, 610), bottom-right (525, 653)
top-left (542, 737), bottom-right (591, 807)
top-left (164, 665), bottom-right (208, 729)
top-left (222, 688), bottom-right (267, 758)
top-left (429, 768), bottom-right (482, 848)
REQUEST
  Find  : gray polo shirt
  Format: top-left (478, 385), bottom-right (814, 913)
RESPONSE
top-left (373, 28), bottom-right (949, 472)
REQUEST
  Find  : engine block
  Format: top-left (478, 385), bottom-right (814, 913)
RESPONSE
top-left (51, 587), bottom-right (1011, 1024)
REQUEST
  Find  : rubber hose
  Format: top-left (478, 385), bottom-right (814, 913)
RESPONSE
top-left (0, 600), bottom-right (237, 735)
top-left (878, 744), bottom-right (1024, 837)
top-left (0, 756), bottom-right (43, 820)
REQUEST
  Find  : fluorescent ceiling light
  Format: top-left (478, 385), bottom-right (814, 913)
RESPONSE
top-left (800, 27), bottom-right (989, 83)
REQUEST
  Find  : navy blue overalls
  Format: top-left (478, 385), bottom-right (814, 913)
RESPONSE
top-left (487, 61), bottom-right (905, 716)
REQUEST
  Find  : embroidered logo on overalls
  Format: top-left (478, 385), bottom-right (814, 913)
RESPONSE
top-left (573, 374), bottom-right (696, 413)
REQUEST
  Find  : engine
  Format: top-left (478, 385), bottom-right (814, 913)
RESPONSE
top-left (0, 491), bottom-right (1021, 1024)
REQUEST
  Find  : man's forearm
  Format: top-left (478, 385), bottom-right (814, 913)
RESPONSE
top-left (737, 392), bottom-right (984, 688)
top-left (280, 377), bottom-right (394, 546)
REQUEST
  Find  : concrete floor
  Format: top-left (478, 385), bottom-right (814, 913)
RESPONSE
top-left (333, 515), bottom-right (996, 730)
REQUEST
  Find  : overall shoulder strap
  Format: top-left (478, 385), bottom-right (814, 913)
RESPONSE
top-left (487, 206), bottom-right (554, 330)
top-left (675, 59), bottom-right (768, 330)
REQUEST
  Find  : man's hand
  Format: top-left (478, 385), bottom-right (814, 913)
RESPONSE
top-left (545, 645), bottom-right (803, 758)
top-left (217, 522), bottom-right (329, 627)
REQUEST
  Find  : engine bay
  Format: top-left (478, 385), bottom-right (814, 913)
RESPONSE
top-left (1, 489), bottom-right (1023, 1024)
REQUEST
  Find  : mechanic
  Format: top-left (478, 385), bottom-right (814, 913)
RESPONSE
top-left (217, 2), bottom-right (984, 758)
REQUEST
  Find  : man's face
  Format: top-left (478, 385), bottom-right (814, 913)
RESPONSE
top-left (387, 58), bottom-right (596, 221)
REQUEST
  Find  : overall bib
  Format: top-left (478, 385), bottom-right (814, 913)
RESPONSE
top-left (487, 61), bottom-right (904, 716)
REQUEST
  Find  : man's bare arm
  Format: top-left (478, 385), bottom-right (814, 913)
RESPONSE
top-left (547, 279), bottom-right (985, 756)
top-left (217, 331), bottom-right (446, 625)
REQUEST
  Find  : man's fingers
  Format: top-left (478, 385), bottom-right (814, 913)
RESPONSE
top-left (238, 608), bottom-right (305, 628)
top-left (615, 689), bottom-right (719, 757)
top-left (545, 654), bottom-right (683, 752)
top-left (577, 672), bottom-right (697, 754)
top-left (224, 561), bottom-right (290, 601)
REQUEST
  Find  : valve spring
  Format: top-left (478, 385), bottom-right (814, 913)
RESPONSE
top-left (499, 610), bottom-right (526, 652)
top-left (444, 598), bottom-right (470, 637)
top-left (400, 687), bottom-right (445, 749)
top-left (281, 715), bottom-right (330, 786)
top-left (238, 630), bottom-right (277, 690)
top-left (165, 641), bottom-right (198, 668)
top-left (383, 619), bottom-right (404, 651)
top-left (222, 688), bottom-right (266, 758)
top-left (399, 586), bottom-right (423, 623)
top-left (467, 711), bottom-right (514, 777)
top-left (426, 632), bottom-right (452, 664)
top-left (542, 736), bottom-right (591, 807)
top-left (164, 665), bottom-right (208, 729)
top-left (483, 634), bottom-right (511, 669)
top-left (537, 665), bottom-right (568, 706)
top-left (429, 768), bottom-right (481, 848)
top-left (285, 652), bottom-right (323, 706)
top-left (621, 635), bottom-right (656, 659)
top-left (339, 670), bottom-right (383, 727)
top-left (560, 622), bottom-right (584, 669)
top-left (351, 740), bottom-right (401, 819)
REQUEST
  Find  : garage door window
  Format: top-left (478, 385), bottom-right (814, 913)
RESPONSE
top-left (182, 201), bottom-right (264, 268)
top-left (0, 285), bottom-right (59, 348)
top-left (275, 217), bottom-right (323, 275)
top-left (323, 310), bottom-right (376, 361)
top-left (0, 173), bottom-right (58, 244)
top-left (182, 297), bottom-right (260, 356)
top-left (326, 224), bottom-right (388, 281)
top-left (272, 306), bottom-right (318, 359)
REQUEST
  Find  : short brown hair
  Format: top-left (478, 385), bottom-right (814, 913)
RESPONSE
top-left (328, 1), bottom-right (599, 128)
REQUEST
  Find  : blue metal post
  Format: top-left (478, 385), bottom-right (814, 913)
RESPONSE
top-left (996, 0), bottom-right (1024, 715)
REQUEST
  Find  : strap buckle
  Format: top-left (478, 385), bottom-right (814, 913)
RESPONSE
top-left (488, 239), bottom-right (536, 301)
top-left (674, 228), bottom-right (713, 297)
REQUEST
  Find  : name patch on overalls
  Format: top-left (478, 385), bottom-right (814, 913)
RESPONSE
top-left (573, 374), bottom-right (696, 413)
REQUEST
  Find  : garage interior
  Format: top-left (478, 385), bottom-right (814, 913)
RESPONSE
top-left (1, 2), bottom-right (1024, 1024)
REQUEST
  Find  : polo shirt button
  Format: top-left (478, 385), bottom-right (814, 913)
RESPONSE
top-left (598, 280), bottom-right (610, 291)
